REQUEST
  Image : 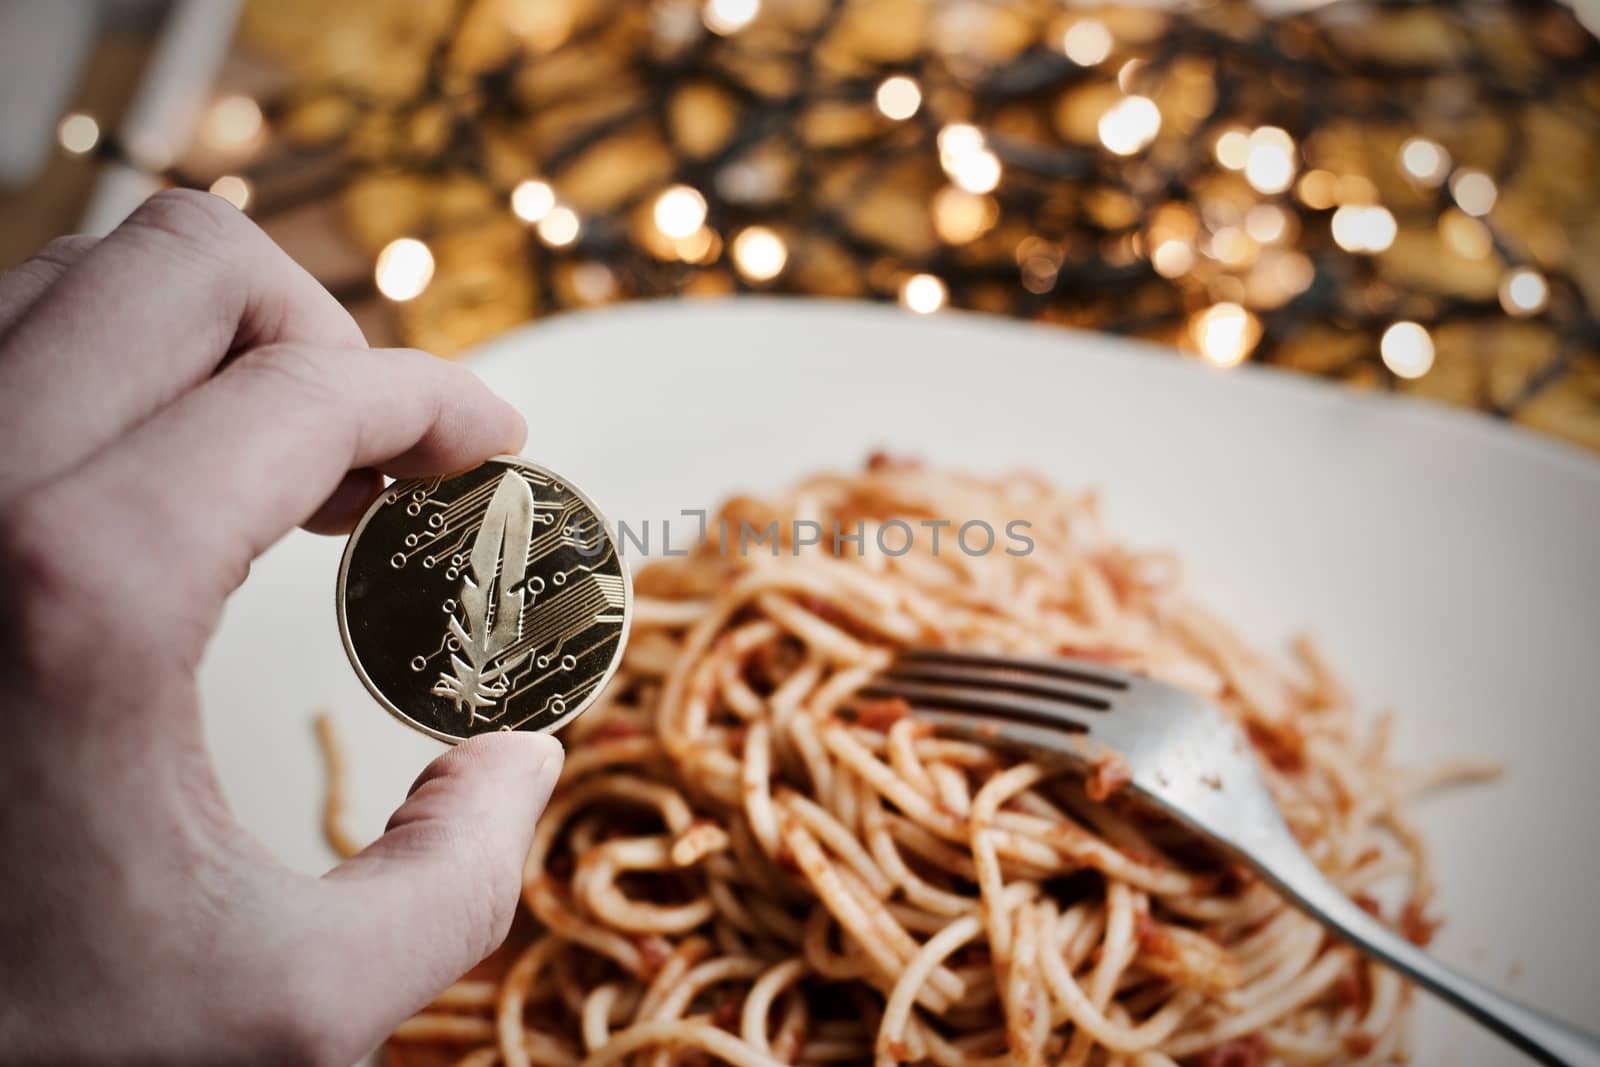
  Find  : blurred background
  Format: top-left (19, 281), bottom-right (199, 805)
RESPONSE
top-left (2, 0), bottom-right (1597, 448)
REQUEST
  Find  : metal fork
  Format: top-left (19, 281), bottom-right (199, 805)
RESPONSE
top-left (860, 648), bottom-right (1600, 1067)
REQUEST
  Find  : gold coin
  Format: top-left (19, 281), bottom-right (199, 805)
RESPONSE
top-left (337, 456), bottom-right (630, 742)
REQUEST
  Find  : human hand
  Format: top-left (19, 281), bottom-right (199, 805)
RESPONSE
top-left (0, 191), bottom-right (563, 1066)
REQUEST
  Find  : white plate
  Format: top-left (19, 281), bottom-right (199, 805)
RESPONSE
top-left (199, 298), bottom-right (1600, 1062)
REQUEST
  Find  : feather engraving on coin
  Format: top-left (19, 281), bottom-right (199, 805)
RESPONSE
top-left (337, 456), bottom-right (631, 742)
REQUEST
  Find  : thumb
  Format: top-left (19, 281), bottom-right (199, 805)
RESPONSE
top-left (291, 731), bottom-right (562, 1063)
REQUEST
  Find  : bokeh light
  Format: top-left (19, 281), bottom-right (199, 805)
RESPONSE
top-left (654, 185), bottom-right (708, 239)
top-left (1380, 321), bottom-right (1434, 379)
top-left (511, 180), bottom-right (556, 223)
top-left (57, 113), bottom-right (100, 155)
top-left (1098, 96), bottom-right (1161, 156)
top-left (732, 226), bottom-right (788, 281)
top-left (703, 0), bottom-right (758, 35)
top-left (1192, 302), bottom-right (1260, 367)
top-left (875, 76), bottom-right (921, 121)
top-left (1450, 169), bottom-right (1498, 217)
top-left (1499, 268), bottom-right (1549, 317)
top-left (538, 205), bottom-right (582, 247)
top-left (202, 95), bottom-right (264, 152)
top-left (901, 273), bottom-right (947, 314)
top-left (208, 175), bottom-right (251, 210)
top-left (1060, 19), bottom-right (1113, 67)
top-left (375, 238), bottom-right (434, 302)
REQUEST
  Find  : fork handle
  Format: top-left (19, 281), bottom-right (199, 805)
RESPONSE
top-left (1260, 847), bottom-right (1600, 1066)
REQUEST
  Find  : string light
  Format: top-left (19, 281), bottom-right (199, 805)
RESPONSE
top-left (1210, 227), bottom-right (1256, 267)
top-left (1296, 170), bottom-right (1338, 210)
top-left (570, 262), bottom-right (617, 303)
top-left (673, 226), bottom-right (719, 264)
top-left (128, 0), bottom-right (1596, 437)
top-left (202, 95), bottom-right (263, 152)
top-left (1330, 204), bottom-right (1396, 254)
top-left (1440, 209), bottom-right (1491, 260)
top-left (1245, 204), bottom-right (1288, 244)
top-left (937, 125), bottom-right (1001, 193)
top-left (1098, 96), bottom-right (1161, 156)
top-left (732, 226), bottom-right (788, 281)
top-left (900, 273), bottom-right (947, 314)
top-left (1381, 321), bottom-right (1434, 379)
top-left (875, 76), bottom-right (921, 120)
top-left (703, 0), bottom-right (758, 35)
top-left (374, 238), bottom-right (434, 302)
top-left (1213, 128), bottom-right (1249, 171)
top-left (653, 185), bottom-right (708, 239)
top-left (1244, 126), bottom-right (1296, 195)
top-left (208, 175), bottom-right (251, 210)
top-left (1499, 268), bottom-right (1549, 317)
top-left (538, 205), bottom-right (582, 247)
top-left (932, 186), bottom-right (997, 244)
top-left (1151, 240), bottom-right (1195, 278)
top-left (1399, 137), bottom-right (1451, 187)
top-left (1191, 302), bottom-right (1260, 367)
top-left (937, 123), bottom-right (983, 160)
top-left (57, 113), bottom-right (99, 155)
top-left (945, 149), bottom-right (1001, 194)
top-left (1060, 18), bottom-right (1113, 66)
top-left (1450, 169), bottom-right (1497, 216)
top-left (511, 180), bottom-right (556, 223)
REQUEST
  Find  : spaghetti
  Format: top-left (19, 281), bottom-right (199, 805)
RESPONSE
top-left (385, 460), bottom-right (1484, 1067)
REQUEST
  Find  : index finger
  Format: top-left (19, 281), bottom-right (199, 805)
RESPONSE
top-left (16, 343), bottom-right (527, 662)
top-left (0, 190), bottom-right (364, 502)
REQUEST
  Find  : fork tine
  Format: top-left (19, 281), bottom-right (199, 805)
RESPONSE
top-left (858, 677), bottom-right (1102, 736)
top-left (903, 706), bottom-right (1113, 767)
top-left (896, 648), bottom-right (1133, 690)
top-left (880, 660), bottom-right (1113, 711)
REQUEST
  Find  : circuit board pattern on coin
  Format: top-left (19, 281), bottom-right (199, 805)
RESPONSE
top-left (338, 456), bottom-right (630, 742)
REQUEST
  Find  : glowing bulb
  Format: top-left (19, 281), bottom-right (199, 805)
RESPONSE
top-left (703, 0), bottom-right (758, 35)
top-left (1151, 240), bottom-right (1194, 278)
top-left (938, 124), bottom-right (984, 161)
top-left (1192, 303), bottom-right (1259, 368)
top-left (538, 205), bottom-right (582, 247)
top-left (1210, 227), bottom-right (1256, 267)
top-left (900, 273), bottom-right (947, 314)
top-left (933, 186), bottom-right (996, 244)
top-left (1098, 95), bottom-right (1161, 157)
top-left (511, 180), bottom-right (556, 223)
top-left (57, 113), bottom-right (99, 155)
top-left (1400, 137), bottom-right (1451, 187)
top-left (1499, 268), bottom-right (1549, 317)
top-left (1381, 322), bottom-right (1434, 379)
top-left (1245, 204), bottom-right (1288, 244)
top-left (374, 238), bottom-right (434, 302)
top-left (1450, 169), bottom-right (1497, 217)
top-left (1330, 205), bottom-right (1396, 254)
top-left (875, 76), bottom-right (921, 121)
top-left (653, 185), bottom-right (708, 239)
top-left (1060, 18), bottom-right (1113, 66)
top-left (208, 175), bottom-right (251, 210)
top-left (1296, 170), bottom-right (1338, 210)
top-left (203, 95), bottom-right (263, 151)
top-left (1213, 128), bottom-right (1249, 171)
top-left (1243, 127), bottom-right (1295, 195)
top-left (732, 226), bottom-right (787, 281)
top-left (1277, 252), bottom-right (1315, 296)
top-left (945, 149), bottom-right (1001, 194)
top-left (1440, 209), bottom-right (1491, 260)
top-left (570, 262), bottom-right (616, 303)
top-left (673, 227), bottom-right (718, 264)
